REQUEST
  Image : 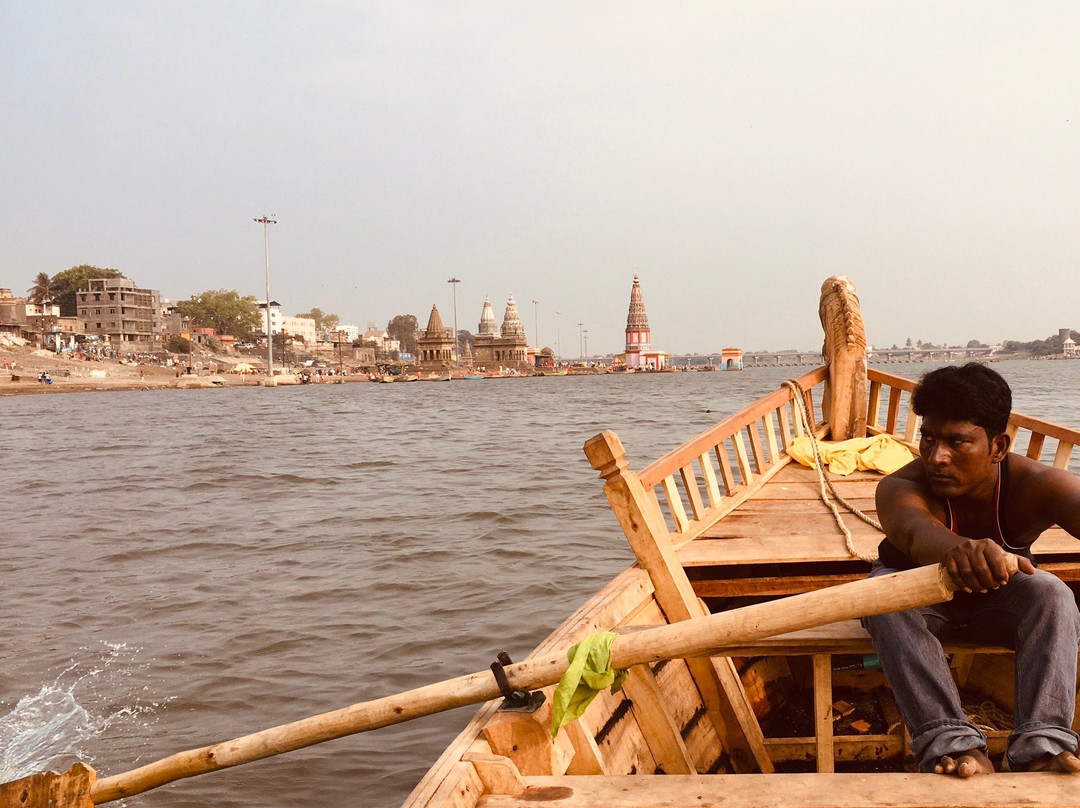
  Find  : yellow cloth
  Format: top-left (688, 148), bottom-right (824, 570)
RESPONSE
top-left (788, 434), bottom-right (914, 476)
top-left (550, 632), bottom-right (628, 738)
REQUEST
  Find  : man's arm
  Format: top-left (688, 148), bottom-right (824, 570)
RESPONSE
top-left (1026, 464), bottom-right (1080, 539)
top-left (876, 470), bottom-right (1034, 592)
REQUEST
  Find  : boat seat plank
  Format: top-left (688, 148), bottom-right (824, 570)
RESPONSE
top-left (479, 773), bottom-right (1080, 807)
top-left (680, 530), bottom-right (1080, 568)
top-left (704, 512), bottom-right (884, 538)
top-left (706, 619), bottom-right (1013, 657)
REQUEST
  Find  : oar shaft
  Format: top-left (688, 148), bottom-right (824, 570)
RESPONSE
top-left (91, 557), bottom-right (1013, 803)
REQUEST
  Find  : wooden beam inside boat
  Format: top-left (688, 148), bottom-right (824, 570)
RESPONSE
top-left (476, 773), bottom-right (1080, 807)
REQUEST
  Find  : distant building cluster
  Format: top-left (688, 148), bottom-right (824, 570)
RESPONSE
top-left (1, 277), bottom-right (363, 356)
top-left (415, 294), bottom-right (531, 370)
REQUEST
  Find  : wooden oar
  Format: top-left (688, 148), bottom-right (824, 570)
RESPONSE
top-left (9, 556), bottom-right (1018, 805)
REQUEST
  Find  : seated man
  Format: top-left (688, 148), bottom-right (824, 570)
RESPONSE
top-left (866, 363), bottom-right (1080, 776)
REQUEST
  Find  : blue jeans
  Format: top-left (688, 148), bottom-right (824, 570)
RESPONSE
top-left (863, 563), bottom-right (1080, 771)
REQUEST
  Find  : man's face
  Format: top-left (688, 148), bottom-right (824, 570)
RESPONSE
top-left (918, 415), bottom-right (1006, 498)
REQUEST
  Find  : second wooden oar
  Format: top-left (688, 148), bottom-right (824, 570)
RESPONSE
top-left (79, 556), bottom-right (1014, 802)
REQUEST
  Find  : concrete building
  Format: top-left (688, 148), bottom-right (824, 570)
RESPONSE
top-left (361, 322), bottom-right (400, 354)
top-left (256, 300), bottom-right (283, 335)
top-left (281, 315), bottom-right (317, 345)
top-left (77, 278), bottom-right (162, 352)
top-left (472, 295), bottom-right (529, 367)
top-left (0, 289), bottom-right (28, 336)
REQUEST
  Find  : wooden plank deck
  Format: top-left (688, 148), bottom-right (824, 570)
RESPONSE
top-left (682, 463), bottom-right (1080, 570)
top-left (478, 773), bottom-right (1080, 807)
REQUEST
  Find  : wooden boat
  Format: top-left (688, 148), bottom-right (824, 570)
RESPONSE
top-left (538, 369), bottom-right (569, 377)
top-left (11, 275), bottom-right (1080, 808)
top-left (401, 275), bottom-right (1080, 808)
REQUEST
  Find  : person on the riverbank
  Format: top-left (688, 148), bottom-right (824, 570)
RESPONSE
top-left (865, 363), bottom-right (1080, 777)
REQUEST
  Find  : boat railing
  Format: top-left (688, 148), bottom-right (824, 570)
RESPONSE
top-left (590, 367), bottom-right (829, 549)
top-left (867, 367), bottom-right (1080, 471)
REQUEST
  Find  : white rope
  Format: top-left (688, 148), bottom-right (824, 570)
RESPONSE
top-left (782, 379), bottom-right (880, 563)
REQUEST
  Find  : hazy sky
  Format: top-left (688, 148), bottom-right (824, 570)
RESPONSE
top-left (3, 2), bottom-right (1078, 354)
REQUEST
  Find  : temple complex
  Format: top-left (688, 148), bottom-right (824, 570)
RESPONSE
top-left (415, 305), bottom-right (455, 368)
top-left (472, 295), bottom-right (529, 367)
top-left (622, 274), bottom-right (668, 370)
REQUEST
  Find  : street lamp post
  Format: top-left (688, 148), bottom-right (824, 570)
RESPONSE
top-left (255, 215), bottom-right (277, 377)
top-left (447, 277), bottom-right (461, 361)
top-left (555, 311), bottom-right (561, 361)
top-left (531, 299), bottom-right (539, 349)
top-left (584, 329), bottom-right (589, 363)
top-left (578, 322), bottom-right (584, 362)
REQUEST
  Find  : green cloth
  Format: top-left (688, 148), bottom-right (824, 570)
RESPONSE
top-left (550, 631), bottom-right (629, 738)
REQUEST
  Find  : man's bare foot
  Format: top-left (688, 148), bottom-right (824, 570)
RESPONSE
top-left (1019, 751), bottom-right (1080, 773)
top-left (933, 749), bottom-right (994, 777)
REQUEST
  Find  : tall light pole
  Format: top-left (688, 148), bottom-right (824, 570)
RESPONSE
top-left (578, 322), bottom-right (584, 361)
top-left (584, 329), bottom-right (589, 362)
top-left (555, 311), bottom-right (561, 361)
top-left (531, 299), bottom-right (539, 348)
top-left (255, 215), bottom-right (277, 377)
top-left (447, 277), bottom-right (461, 361)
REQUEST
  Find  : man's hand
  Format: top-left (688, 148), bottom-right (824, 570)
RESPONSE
top-left (943, 539), bottom-right (1035, 593)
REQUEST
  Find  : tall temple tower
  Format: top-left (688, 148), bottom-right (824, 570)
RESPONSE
top-left (416, 304), bottom-right (455, 367)
top-left (623, 275), bottom-right (667, 371)
top-left (472, 295), bottom-right (529, 368)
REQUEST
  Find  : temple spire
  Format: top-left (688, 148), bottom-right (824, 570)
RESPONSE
top-left (478, 297), bottom-right (498, 336)
top-left (501, 295), bottom-right (526, 338)
top-left (425, 304), bottom-right (446, 336)
top-left (626, 273), bottom-right (649, 330)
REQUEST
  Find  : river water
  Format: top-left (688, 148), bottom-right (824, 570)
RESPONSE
top-left (3, 361), bottom-right (1079, 807)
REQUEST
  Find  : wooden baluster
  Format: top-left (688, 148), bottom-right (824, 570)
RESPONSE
top-left (1026, 433), bottom-right (1046, 462)
top-left (903, 399), bottom-right (919, 444)
top-left (1005, 423), bottom-right (1020, 453)
top-left (584, 430), bottom-right (773, 773)
top-left (661, 475), bottom-right (690, 533)
top-left (698, 453), bottom-right (722, 508)
top-left (867, 380), bottom-right (883, 430)
top-left (680, 464), bottom-right (707, 521)
top-left (777, 403), bottom-right (794, 449)
top-left (1054, 441), bottom-right (1075, 470)
top-left (732, 431), bottom-right (754, 486)
top-left (885, 387), bottom-right (902, 436)
top-left (714, 443), bottom-right (737, 495)
top-left (747, 423), bottom-right (767, 475)
top-left (763, 413), bottom-right (781, 462)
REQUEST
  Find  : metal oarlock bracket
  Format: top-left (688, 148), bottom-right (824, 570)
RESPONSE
top-left (491, 651), bottom-right (545, 713)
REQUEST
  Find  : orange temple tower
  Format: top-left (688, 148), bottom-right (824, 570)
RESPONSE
top-left (624, 274), bottom-right (667, 370)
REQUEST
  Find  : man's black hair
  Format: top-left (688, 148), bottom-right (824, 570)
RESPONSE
top-left (911, 362), bottom-right (1012, 439)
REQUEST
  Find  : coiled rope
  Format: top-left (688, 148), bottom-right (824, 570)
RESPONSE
top-left (781, 379), bottom-right (881, 563)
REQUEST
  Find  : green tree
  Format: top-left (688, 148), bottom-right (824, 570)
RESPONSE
top-left (27, 272), bottom-right (53, 304)
top-left (296, 308), bottom-right (341, 332)
top-left (167, 335), bottom-right (193, 353)
top-left (50, 265), bottom-right (126, 316)
top-left (387, 314), bottom-right (419, 355)
top-left (177, 290), bottom-right (261, 340)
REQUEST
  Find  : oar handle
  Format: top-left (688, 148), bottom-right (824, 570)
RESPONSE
top-left (89, 554), bottom-right (1020, 803)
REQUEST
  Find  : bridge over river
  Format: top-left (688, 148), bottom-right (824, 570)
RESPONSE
top-left (670, 346), bottom-right (1000, 369)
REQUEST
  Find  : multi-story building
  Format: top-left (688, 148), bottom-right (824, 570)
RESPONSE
top-left (0, 289), bottom-right (28, 336)
top-left (256, 300), bottom-right (282, 336)
top-left (280, 315), bottom-right (317, 344)
top-left (77, 278), bottom-right (162, 352)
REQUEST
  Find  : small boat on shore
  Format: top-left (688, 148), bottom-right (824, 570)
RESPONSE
top-left (11, 276), bottom-right (1080, 808)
